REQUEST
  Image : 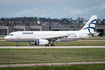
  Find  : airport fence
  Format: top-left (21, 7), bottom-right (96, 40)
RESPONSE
top-left (0, 51), bottom-right (105, 67)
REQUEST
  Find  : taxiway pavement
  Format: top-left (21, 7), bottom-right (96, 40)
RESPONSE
top-left (0, 46), bottom-right (105, 48)
top-left (0, 61), bottom-right (105, 67)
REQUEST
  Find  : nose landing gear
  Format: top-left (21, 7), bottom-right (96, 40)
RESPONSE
top-left (16, 42), bottom-right (19, 47)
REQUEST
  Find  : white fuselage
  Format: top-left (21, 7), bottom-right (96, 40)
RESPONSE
top-left (4, 30), bottom-right (91, 42)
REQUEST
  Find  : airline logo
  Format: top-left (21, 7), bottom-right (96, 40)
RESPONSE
top-left (83, 19), bottom-right (96, 33)
top-left (22, 32), bottom-right (33, 34)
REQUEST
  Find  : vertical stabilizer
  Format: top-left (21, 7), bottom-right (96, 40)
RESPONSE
top-left (81, 15), bottom-right (97, 33)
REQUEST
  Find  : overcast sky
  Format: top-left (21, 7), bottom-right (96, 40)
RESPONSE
top-left (0, 0), bottom-right (105, 19)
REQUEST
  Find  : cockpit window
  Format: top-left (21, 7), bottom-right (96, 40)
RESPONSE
top-left (8, 34), bottom-right (13, 36)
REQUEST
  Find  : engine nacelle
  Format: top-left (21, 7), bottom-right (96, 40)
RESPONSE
top-left (38, 39), bottom-right (49, 45)
top-left (29, 39), bottom-right (49, 45)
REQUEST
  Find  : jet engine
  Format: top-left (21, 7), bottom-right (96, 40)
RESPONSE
top-left (29, 39), bottom-right (49, 45)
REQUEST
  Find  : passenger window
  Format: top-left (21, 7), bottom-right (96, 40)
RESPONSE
top-left (8, 34), bottom-right (13, 36)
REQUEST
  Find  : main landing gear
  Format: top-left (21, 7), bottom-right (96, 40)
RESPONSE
top-left (45, 40), bottom-right (55, 46)
top-left (51, 43), bottom-right (55, 46)
top-left (45, 43), bottom-right (55, 46)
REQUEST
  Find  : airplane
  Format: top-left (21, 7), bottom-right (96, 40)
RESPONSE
top-left (4, 15), bottom-right (98, 46)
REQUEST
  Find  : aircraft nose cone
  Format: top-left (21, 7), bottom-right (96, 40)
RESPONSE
top-left (4, 36), bottom-right (7, 40)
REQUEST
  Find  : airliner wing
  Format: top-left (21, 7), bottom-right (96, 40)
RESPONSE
top-left (45, 34), bottom-right (68, 40)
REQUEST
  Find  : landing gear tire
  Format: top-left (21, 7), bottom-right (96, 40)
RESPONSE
top-left (16, 45), bottom-right (19, 47)
top-left (45, 44), bottom-right (49, 46)
top-left (51, 44), bottom-right (55, 46)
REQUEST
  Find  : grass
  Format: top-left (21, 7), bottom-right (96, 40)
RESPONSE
top-left (0, 40), bottom-right (105, 46)
top-left (55, 41), bottom-right (105, 46)
top-left (84, 36), bottom-right (105, 40)
top-left (0, 41), bottom-right (29, 46)
top-left (0, 48), bottom-right (105, 65)
top-left (0, 64), bottom-right (105, 70)
top-left (0, 36), bottom-right (105, 69)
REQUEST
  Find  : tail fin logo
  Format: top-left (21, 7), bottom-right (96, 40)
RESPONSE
top-left (83, 19), bottom-right (96, 33)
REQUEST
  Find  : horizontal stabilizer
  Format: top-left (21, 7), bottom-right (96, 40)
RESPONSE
top-left (88, 32), bottom-right (100, 36)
